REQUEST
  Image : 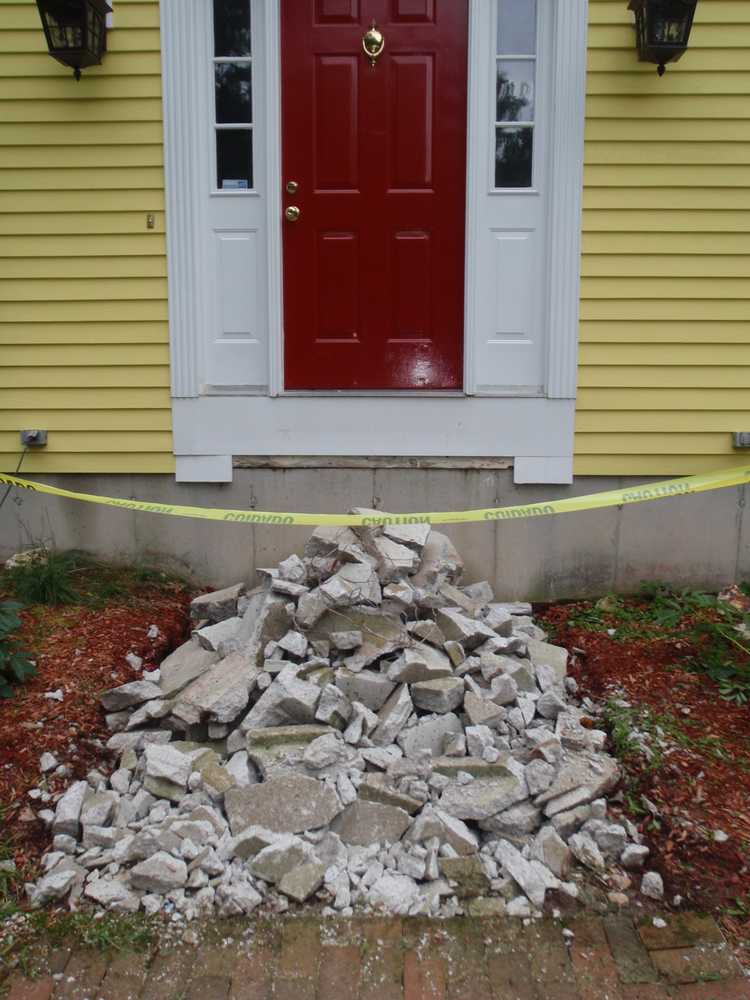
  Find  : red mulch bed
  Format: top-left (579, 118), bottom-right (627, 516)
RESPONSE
top-left (538, 600), bottom-right (750, 947)
top-left (0, 586), bottom-right (191, 878)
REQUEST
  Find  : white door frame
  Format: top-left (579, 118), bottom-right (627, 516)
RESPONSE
top-left (160, 0), bottom-right (588, 481)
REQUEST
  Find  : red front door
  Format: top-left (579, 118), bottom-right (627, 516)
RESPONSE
top-left (281, 0), bottom-right (468, 391)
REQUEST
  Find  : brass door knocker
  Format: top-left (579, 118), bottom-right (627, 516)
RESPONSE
top-left (362, 20), bottom-right (385, 68)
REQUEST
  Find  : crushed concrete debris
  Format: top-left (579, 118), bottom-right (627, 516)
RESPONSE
top-left (25, 519), bottom-right (646, 920)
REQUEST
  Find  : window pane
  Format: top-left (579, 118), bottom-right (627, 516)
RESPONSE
top-left (217, 130), bottom-right (253, 190)
top-left (496, 61), bottom-right (535, 122)
top-left (214, 0), bottom-right (251, 58)
top-left (497, 0), bottom-right (537, 55)
top-left (215, 63), bottom-right (253, 124)
top-left (495, 126), bottom-right (533, 187)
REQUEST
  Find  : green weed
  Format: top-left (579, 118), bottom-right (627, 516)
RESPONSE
top-left (0, 602), bottom-right (36, 698)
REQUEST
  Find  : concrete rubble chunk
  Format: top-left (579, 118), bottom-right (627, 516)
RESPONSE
top-left (100, 680), bottom-right (163, 713)
top-left (241, 665), bottom-right (321, 731)
top-left (371, 684), bottom-right (413, 746)
top-left (480, 801), bottom-right (541, 837)
top-left (130, 851), bottom-right (187, 893)
top-left (190, 583), bottom-right (244, 623)
top-left (174, 651), bottom-right (259, 725)
top-left (279, 861), bottom-right (327, 902)
top-left (225, 773), bottom-right (341, 835)
top-left (315, 683), bottom-right (353, 729)
top-left (194, 616), bottom-right (242, 655)
top-left (383, 523), bottom-right (431, 551)
top-left (464, 691), bottom-right (506, 729)
top-left (235, 588), bottom-right (294, 668)
top-left (335, 669), bottom-right (395, 712)
top-left (331, 800), bottom-right (411, 845)
top-left (330, 631), bottom-right (363, 651)
top-left (28, 868), bottom-right (79, 908)
top-left (52, 781), bottom-right (89, 839)
top-left (536, 690), bottom-right (567, 720)
top-left (439, 856), bottom-right (490, 899)
top-left (320, 562), bottom-right (382, 607)
top-left (144, 744), bottom-right (193, 788)
top-left (407, 620), bottom-right (446, 647)
top-left (410, 531), bottom-right (464, 588)
top-left (80, 792), bottom-right (118, 830)
top-left (397, 713), bottom-right (463, 758)
top-left (249, 835), bottom-right (315, 884)
top-left (369, 536), bottom-right (421, 582)
top-left (439, 769), bottom-right (527, 822)
top-left (305, 525), bottom-right (359, 559)
top-left (526, 639), bottom-right (568, 684)
top-left (277, 630), bottom-right (309, 660)
top-left (568, 832), bottom-right (606, 871)
top-left (641, 871), bottom-right (664, 900)
top-left (411, 677), bottom-right (465, 714)
top-left (531, 825), bottom-right (572, 879)
top-left (159, 641), bottom-right (220, 699)
top-left (435, 608), bottom-right (497, 651)
top-left (620, 844), bottom-right (650, 870)
top-left (495, 840), bottom-right (553, 908)
top-left (387, 645), bottom-right (453, 684)
top-left (367, 872), bottom-right (420, 914)
top-left (358, 774), bottom-right (422, 815)
top-left (278, 554), bottom-right (307, 583)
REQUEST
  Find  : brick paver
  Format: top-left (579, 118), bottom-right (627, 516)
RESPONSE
top-left (0, 911), bottom-right (746, 1000)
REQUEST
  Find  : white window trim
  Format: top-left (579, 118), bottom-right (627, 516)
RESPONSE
top-left (160, 0), bottom-right (588, 482)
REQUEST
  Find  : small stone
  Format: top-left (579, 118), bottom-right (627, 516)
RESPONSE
top-left (131, 852), bottom-right (187, 893)
top-left (640, 871), bottom-right (664, 900)
top-left (278, 861), bottom-right (327, 902)
top-left (225, 773), bottom-right (341, 835)
top-left (620, 844), bottom-right (650, 870)
top-left (331, 800), bottom-right (411, 846)
top-left (330, 631), bottom-right (363, 651)
top-left (463, 691), bottom-right (506, 729)
top-left (144, 744), bottom-right (192, 787)
top-left (531, 826), bottom-right (572, 879)
top-left (52, 781), bottom-right (88, 839)
top-left (100, 680), bottom-right (163, 712)
top-left (411, 677), bottom-right (465, 714)
top-left (568, 832), bottom-right (605, 871)
top-left (39, 752), bottom-right (58, 773)
top-left (277, 630), bottom-right (309, 660)
top-left (250, 835), bottom-right (315, 884)
top-left (439, 855), bottom-right (490, 899)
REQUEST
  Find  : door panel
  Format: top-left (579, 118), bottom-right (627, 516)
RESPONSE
top-left (282, 0), bottom-right (467, 390)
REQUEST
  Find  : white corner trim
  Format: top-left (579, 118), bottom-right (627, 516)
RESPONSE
top-left (513, 456), bottom-right (574, 485)
top-left (160, 0), bottom-right (206, 398)
top-left (545, 0), bottom-right (588, 400)
top-left (175, 455), bottom-right (233, 483)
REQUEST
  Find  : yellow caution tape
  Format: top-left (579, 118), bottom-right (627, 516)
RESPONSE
top-left (0, 465), bottom-right (749, 528)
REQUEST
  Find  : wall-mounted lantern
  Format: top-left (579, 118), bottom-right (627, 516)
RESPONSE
top-left (628, 0), bottom-right (698, 76)
top-left (36, 0), bottom-right (112, 81)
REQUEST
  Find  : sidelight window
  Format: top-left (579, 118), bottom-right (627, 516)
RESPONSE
top-left (494, 0), bottom-right (536, 188)
top-left (213, 0), bottom-right (254, 191)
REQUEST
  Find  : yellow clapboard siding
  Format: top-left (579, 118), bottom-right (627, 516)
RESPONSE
top-left (0, 257), bottom-right (167, 279)
top-left (0, 191), bottom-right (164, 213)
top-left (2, 77), bottom-right (161, 101)
top-left (587, 25), bottom-right (750, 49)
top-left (0, 322), bottom-right (168, 345)
top-left (0, 344), bottom-right (169, 367)
top-left (0, 214), bottom-right (164, 235)
top-left (0, 278), bottom-right (166, 302)
top-left (580, 344), bottom-right (750, 366)
top-left (0, 431), bottom-right (172, 453)
top-left (0, 30), bottom-right (160, 55)
top-left (573, 456), bottom-right (749, 477)
top-left (0, 367), bottom-right (169, 388)
top-left (580, 322), bottom-right (750, 344)
top-left (581, 278), bottom-right (750, 299)
top-left (587, 72), bottom-right (750, 96)
top-left (578, 367), bottom-right (750, 389)
top-left (578, 388), bottom-right (750, 411)
top-left (0, 146), bottom-right (164, 168)
top-left (582, 255), bottom-right (750, 278)
top-left (584, 189), bottom-right (750, 210)
top-left (575, 433), bottom-right (735, 456)
top-left (0, 388), bottom-right (170, 409)
top-left (582, 232), bottom-right (750, 254)
top-left (0, 122), bottom-right (164, 145)
top-left (585, 142), bottom-right (750, 166)
top-left (0, 99), bottom-right (163, 123)
top-left (576, 411), bottom-right (750, 434)
top-left (0, 167), bottom-right (164, 191)
top-left (580, 300), bottom-right (750, 322)
top-left (0, 52), bottom-right (161, 78)
top-left (583, 211), bottom-right (750, 233)
top-left (1, 301), bottom-right (167, 323)
top-left (0, 453), bottom-right (175, 474)
top-left (585, 120), bottom-right (750, 141)
top-left (0, 235), bottom-right (165, 257)
top-left (584, 165), bottom-right (750, 188)
top-left (0, 410), bottom-right (172, 432)
top-left (586, 95), bottom-right (750, 119)
top-left (589, 2), bottom-right (750, 25)
top-left (588, 49), bottom-right (750, 73)
top-left (1, 3), bottom-right (160, 30)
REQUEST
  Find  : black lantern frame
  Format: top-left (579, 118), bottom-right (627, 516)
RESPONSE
top-left (628, 0), bottom-right (698, 75)
top-left (36, 0), bottom-right (112, 80)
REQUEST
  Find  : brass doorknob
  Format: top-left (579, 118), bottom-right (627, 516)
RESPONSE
top-left (285, 205), bottom-right (301, 222)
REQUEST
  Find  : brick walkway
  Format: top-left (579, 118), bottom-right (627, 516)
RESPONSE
top-left (2, 913), bottom-right (748, 1000)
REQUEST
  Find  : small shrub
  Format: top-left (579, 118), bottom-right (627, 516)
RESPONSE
top-left (0, 601), bottom-right (36, 697)
top-left (8, 550), bottom-right (79, 606)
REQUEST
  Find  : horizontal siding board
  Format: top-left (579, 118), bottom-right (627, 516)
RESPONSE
top-left (0, 235), bottom-right (166, 257)
top-left (0, 345), bottom-right (169, 366)
top-left (0, 278), bottom-right (167, 301)
top-left (578, 388), bottom-right (750, 411)
top-left (581, 278), bottom-right (750, 299)
top-left (0, 410), bottom-right (172, 432)
top-left (573, 456), bottom-right (750, 476)
top-left (0, 99), bottom-right (163, 122)
top-left (578, 367), bottom-right (750, 389)
top-left (574, 433), bottom-right (736, 456)
top-left (0, 431), bottom-right (172, 452)
top-left (582, 232), bottom-right (750, 254)
top-left (0, 167), bottom-right (165, 191)
top-left (580, 322), bottom-right (750, 344)
top-left (580, 301), bottom-right (750, 321)
top-left (0, 192), bottom-right (164, 213)
top-left (587, 72), bottom-right (750, 96)
top-left (584, 189), bottom-right (750, 210)
top-left (585, 120), bottom-right (750, 141)
top-left (582, 210), bottom-right (750, 233)
top-left (585, 142), bottom-right (750, 166)
top-left (0, 453), bottom-right (175, 474)
top-left (1, 76), bottom-right (161, 100)
top-left (0, 388), bottom-right (170, 409)
top-left (588, 50), bottom-right (750, 72)
top-left (0, 122), bottom-right (164, 145)
top-left (589, 2), bottom-right (750, 24)
top-left (0, 366), bottom-right (170, 388)
top-left (0, 146), bottom-right (164, 169)
top-left (0, 214), bottom-right (165, 235)
top-left (580, 344), bottom-right (750, 366)
top-left (581, 255), bottom-right (750, 278)
top-left (584, 165), bottom-right (750, 188)
top-left (587, 25), bottom-right (750, 49)
top-left (0, 29), bottom-right (160, 54)
top-left (0, 257), bottom-right (167, 279)
top-left (1, 301), bottom-right (167, 322)
top-left (0, 52), bottom-right (162, 78)
top-left (0, 322), bottom-right (168, 344)
top-left (576, 411), bottom-right (750, 433)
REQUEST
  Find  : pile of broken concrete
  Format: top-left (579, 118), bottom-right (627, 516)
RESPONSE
top-left (27, 516), bottom-right (655, 919)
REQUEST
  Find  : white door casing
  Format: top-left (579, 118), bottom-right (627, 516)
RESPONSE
top-left (161, 0), bottom-right (588, 482)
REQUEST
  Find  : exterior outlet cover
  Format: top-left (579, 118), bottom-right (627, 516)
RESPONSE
top-left (733, 433), bottom-right (750, 449)
top-left (20, 430), bottom-right (48, 448)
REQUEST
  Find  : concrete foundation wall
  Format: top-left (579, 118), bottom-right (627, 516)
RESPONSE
top-left (1, 470), bottom-right (747, 601)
